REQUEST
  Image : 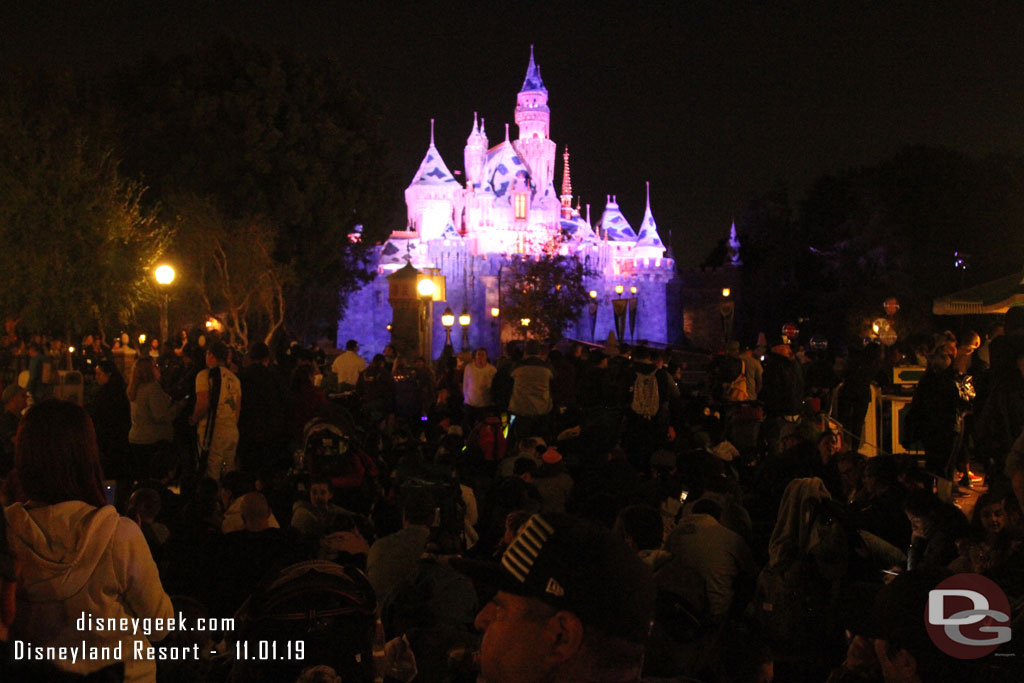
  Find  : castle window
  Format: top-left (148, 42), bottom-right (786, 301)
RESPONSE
top-left (514, 192), bottom-right (527, 220)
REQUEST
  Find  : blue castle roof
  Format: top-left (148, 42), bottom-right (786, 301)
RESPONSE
top-left (409, 120), bottom-right (459, 188)
top-left (635, 184), bottom-right (665, 250)
top-left (521, 45), bottom-right (547, 93)
top-left (598, 198), bottom-right (637, 241)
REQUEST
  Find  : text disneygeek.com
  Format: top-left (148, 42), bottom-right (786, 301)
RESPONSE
top-left (12, 611), bottom-right (237, 663)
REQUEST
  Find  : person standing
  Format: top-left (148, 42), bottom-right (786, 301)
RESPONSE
top-left (190, 342), bottom-right (242, 480)
top-left (331, 339), bottom-right (366, 391)
top-left (127, 357), bottom-right (183, 485)
top-left (508, 340), bottom-right (553, 443)
top-left (463, 347), bottom-right (497, 427)
top-left (237, 342), bottom-right (287, 474)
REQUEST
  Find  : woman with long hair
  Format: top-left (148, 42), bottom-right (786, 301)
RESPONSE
top-left (4, 400), bottom-right (174, 681)
top-left (90, 359), bottom-right (131, 481)
top-left (127, 356), bottom-right (183, 484)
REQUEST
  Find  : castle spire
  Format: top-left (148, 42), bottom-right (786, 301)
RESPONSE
top-left (728, 220), bottom-right (742, 266)
top-left (560, 147), bottom-right (573, 218)
top-left (521, 44), bottom-right (546, 92)
top-left (634, 181), bottom-right (666, 257)
top-left (430, 118), bottom-right (436, 147)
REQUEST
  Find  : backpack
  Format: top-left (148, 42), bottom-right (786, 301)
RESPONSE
top-left (727, 360), bottom-right (749, 402)
top-left (631, 371), bottom-right (660, 419)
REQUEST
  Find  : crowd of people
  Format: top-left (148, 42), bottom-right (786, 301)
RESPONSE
top-left (0, 317), bottom-right (1021, 682)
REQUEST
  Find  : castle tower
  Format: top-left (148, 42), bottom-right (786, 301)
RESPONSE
top-left (633, 182), bottom-right (667, 261)
top-left (728, 220), bottom-right (743, 266)
top-left (560, 147), bottom-right (573, 218)
top-left (405, 119), bottom-right (463, 242)
top-left (464, 113), bottom-right (488, 187)
top-left (514, 46), bottom-right (557, 195)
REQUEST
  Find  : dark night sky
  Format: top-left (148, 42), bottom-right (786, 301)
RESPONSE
top-left (3, 1), bottom-right (1024, 264)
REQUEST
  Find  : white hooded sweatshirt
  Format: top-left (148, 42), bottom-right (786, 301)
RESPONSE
top-left (5, 500), bottom-right (174, 682)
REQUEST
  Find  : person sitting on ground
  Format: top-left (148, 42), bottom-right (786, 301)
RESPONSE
top-left (664, 498), bottom-right (757, 623)
top-left (903, 488), bottom-right (968, 571)
top-left (849, 454), bottom-right (911, 551)
top-left (125, 487), bottom-right (170, 563)
top-left (950, 488), bottom-right (1022, 573)
top-left (363, 488), bottom-right (436, 599)
top-left (291, 474), bottom-right (355, 539)
top-left (613, 504), bottom-right (670, 570)
top-left (532, 446), bottom-right (574, 514)
top-left (497, 435), bottom-right (545, 478)
top-left (211, 491), bottom-right (300, 617)
top-left (220, 470), bottom-right (280, 533)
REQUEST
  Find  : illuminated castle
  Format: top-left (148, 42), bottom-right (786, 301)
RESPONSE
top-left (338, 48), bottom-right (679, 355)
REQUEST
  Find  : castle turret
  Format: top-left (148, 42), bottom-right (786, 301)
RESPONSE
top-left (515, 45), bottom-right (549, 139)
top-left (405, 119), bottom-right (463, 242)
top-left (633, 182), bottom-right (667, 260)
top-left (513, 46), bottom-right (557, 197)
top-left (728, 220), bottom-right (742, 265)
top-left (464, 113), bottom-right (488, 187)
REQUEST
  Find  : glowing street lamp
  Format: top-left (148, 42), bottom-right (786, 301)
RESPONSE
top-left (441, 307), bottom-right (455, 348)
top-left (416, 278), bottom-right (436, 299)
top-left (459, 309), bottom-right (471, 351)
top-left (154, 265), bottom-right (175, 286)
top-left (154, 264), bottom-right (176, 347)
top-left (490, 307), bottom-right (500, 318)
top-left (615, 284), bottom-right (624, 295)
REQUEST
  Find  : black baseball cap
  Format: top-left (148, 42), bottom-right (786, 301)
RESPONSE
top-left (452, 513), bottom-right (656, 643)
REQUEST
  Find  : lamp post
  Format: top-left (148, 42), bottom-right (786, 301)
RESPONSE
top-left (588, 290), bottom-right (599, 342)
top-left (441, 307), bottom-right (455, 350)
top-left (154, 264), bottom-right (175, 347)
top-left (719, 288), bottom-right (735, 345)
top-left (459, 309), bottom-right (471, 351)
top-left (417, 276), bottom-right (436, 361)
top-left (490, 307), bottom-right (501, 358)
top-left (520, 317), bottom-right (531, 339)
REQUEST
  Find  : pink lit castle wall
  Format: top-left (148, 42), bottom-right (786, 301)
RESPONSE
top-left (337, 48), bottom-right (686, 356)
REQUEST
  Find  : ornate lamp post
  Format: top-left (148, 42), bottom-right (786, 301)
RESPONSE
top-left (154, 264), bottom-right (175, 347)
top-left (441, 307), bottom-right (456, 350)
top-left (459, 309), bottom-right (471, 351)
top-left (588, 290), bottom-right (599, 342)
